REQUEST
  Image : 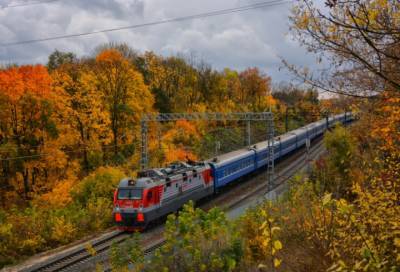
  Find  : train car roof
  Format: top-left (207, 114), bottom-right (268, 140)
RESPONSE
top-left (118, 177), bottom-right (158, 189)
top-left (254, 131), bottom-right (296, 150)
top-left (313, 119), bottom-right (326, 126)
top-left (118, 161), bottom-right (210, 188)
top-left (208, 148), bottom-right (255, 167)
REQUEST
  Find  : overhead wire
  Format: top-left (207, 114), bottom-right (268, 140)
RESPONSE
top-left (0, 1), bottom-right (341, 162)
top-left (0, 115), bottom-right (323, 160)
top-left (0, 142), bottom-right (138, 161)
top-left (1, 0), bottom-right (60, 9)
top-left (0, 124), bottom-right (256, 160)
top-left (0, 0), bottom-right (292, 47)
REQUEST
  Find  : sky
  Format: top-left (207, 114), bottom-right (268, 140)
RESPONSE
top-left (0, 0), bottom-right (323, 83)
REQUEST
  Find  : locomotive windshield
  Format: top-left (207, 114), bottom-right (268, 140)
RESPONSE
top-left (117, 189), bottom-right (142, 200)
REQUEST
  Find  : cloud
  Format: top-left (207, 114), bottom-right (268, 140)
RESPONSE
top-left (0, 0), bottom-right (323, 82)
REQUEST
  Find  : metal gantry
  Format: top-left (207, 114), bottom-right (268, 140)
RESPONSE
top-left (140, 120), bottom-right (148, 171)
top-left (141, 112), bottom-right (274, 122)
top-left (246, 120), bottom-right (251, 146)
top-left (267, 113), bottom-right (275, 191)
top-left (140, 112), bottom-right (274, 171)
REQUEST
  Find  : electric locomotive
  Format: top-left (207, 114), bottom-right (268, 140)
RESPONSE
top-left (113, 161), bottom-right (213, 230)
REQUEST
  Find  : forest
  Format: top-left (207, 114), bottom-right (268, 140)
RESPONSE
top-left (0, 43), bottom-right (334, 267)
top-left (1, 0), bottom-right (399, 271)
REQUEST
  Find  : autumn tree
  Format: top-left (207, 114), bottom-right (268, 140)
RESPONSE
top-left (287, 2), bottom-right (400, 269)
top-left (51, 61), bottom-right (111, 172)
top-left (239, 67), bottom-right (272, 110)
top-left (94, 49), bottom-right (154, 161)
top-left (47, 50), bottom-right (76, 71)
top-left (196, 62), bottom-right (228, 107)
top-left (143, 52), bottom-right (200, 112)
top-left (223, 68), bottom-right (241, 101)
top-left (0, 65), bottom-right (61, 201)
top-left (159, 120), bottom-right (201, 164)
top-left (95, 42), bottom-right (141, 62)
top-left (289, 0), bottom-right (400, 97)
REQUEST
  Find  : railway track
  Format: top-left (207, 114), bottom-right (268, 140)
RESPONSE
top-left (18, 231), bottom-right (129, 272)
top-left (16, 137), bottom-right (326, 272)
top-left (225, 138), bottom-right (325, 219)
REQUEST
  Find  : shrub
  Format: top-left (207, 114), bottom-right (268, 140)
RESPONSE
top-left (321, 124), bottom-right (356, 198)
top-left (146, 201), bottom-right (242, 272)
top-left (71, 166), bottom-right (125, 206)
top-left (50, 216), bottom-right (76, 244)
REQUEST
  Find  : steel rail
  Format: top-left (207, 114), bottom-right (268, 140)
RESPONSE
top-left (20, 232), bottom-right (129, 272)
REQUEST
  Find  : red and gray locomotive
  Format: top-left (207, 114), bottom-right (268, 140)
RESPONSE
top-left (113, 161), bottom-right (213, 230)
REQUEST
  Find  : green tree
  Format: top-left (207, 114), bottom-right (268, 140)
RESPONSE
top-left (323, 124), bottom-right (355, 197)
top-left (47, 50), bottom-right (76, 71)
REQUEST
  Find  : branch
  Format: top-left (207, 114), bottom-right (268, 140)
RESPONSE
top-left (282, 59), bottom-right (373, 98)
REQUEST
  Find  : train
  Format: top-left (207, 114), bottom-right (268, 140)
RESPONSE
top-left (113, 113), bottom-right (353, 230)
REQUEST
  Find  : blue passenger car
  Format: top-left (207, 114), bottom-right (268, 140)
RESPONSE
top-left (314, 120), bottom-right (326, 136)
top-left (209, 148), bottom-right (256, 189)
top-left (305, 123), bottom-right (318, 140)
top-left (209, 112), bottom-right (354, 190)
top-left (278, 133), bottom-right (298, 157)
top-left (292, 127), bottom-right (308, 147)
top-left (253, 138), bottom-right (282, 168)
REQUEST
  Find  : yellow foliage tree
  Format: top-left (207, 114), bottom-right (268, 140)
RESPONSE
top-left (95, 49), bottom-right (154, 158)
top-left (51, 62), bottom-right (111, 172)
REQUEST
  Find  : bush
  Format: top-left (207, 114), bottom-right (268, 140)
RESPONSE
top-left (321, 124), bottom-right (356, 198)
top-left (86, 197), bottom-right (114, 231)
top-left (50, 216), bottom-right (76, 244)
top-left (0, 167), bottom-right (126, 268)
top-left (71, 167), bottom-right (125, 206)
top-left (146, 202), bottom-right (242, 272)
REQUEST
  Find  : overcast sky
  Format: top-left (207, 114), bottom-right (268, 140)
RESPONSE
top-left (0, 0), bottom-right (323, 83)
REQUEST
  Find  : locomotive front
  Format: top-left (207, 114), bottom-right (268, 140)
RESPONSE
top-left (113, 177), bottom-right (159, 230)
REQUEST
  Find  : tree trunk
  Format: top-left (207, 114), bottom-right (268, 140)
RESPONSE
top-left (22, 169), bottom-right (29, 200)
top-left (31, 168), bottom-right (35, 188)
top-left (78, 120), bottom-right (89, 172)
top-left (112, 127), bottom-right (118, 156)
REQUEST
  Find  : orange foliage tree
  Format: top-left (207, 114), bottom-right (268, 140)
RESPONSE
top-left (158, 120), bottom-right (201, 165)
top-left (0, 65), bottom-right (64, 202)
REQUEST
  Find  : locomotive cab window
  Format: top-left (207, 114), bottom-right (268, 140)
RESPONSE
top-left (147, 191), bottom-right (153, 201)
top-left (117, 189), bottom-right (142, 200)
